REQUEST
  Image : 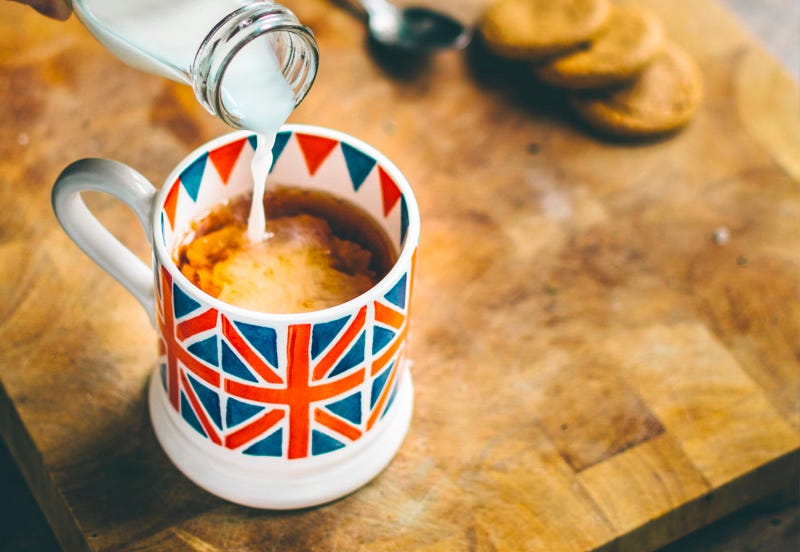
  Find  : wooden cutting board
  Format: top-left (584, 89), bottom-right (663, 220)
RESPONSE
top-left (0, 0), bottom-right (797, 550)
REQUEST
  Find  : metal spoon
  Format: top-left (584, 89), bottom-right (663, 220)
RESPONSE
top-left (347, 0), bottom-right (472, 51)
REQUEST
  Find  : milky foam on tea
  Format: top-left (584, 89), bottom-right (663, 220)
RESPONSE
top-left (215, 215), bottom-right (376, 313)
top-left (175, 189), bottom-right (396, 314)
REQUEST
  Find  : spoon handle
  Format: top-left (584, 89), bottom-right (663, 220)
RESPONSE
top-left (336, 0), bottom-right (396, 18)
top-left (360, 0), bottom-right (397, 15)
top-left (331, 0), bottom-right (366, 18)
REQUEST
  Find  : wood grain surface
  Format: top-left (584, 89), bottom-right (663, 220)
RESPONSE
top-left (0, 1), bottom-right (798, 551)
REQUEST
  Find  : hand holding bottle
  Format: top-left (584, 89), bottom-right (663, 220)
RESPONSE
top-left (9, 0), bottom-right (71, 20)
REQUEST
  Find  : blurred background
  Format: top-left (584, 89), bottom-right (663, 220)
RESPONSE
top-left (0, 0), bottom-right (797, 550)
top-left (725, 0), bottom-right (798, 79)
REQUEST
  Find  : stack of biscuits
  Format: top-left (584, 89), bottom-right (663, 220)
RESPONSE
top-left (479, 0), bottom-right (703, 138)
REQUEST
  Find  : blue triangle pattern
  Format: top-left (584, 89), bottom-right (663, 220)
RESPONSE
top-left (381, 377), bottom-right (399, 421)
top-left (180, 152), bottom-right (208, 202)
top-left (159, 362), bottom-right (167, 392)
top-left (311, 315), bottom-right (350, 359)
top-left (328, 332), bottom-right (365, 378)
top-left (384, 274), bottom-right (407, 309)
top-left (372, 326), bottom-right (395, 354)
top-left (226, 396), bottom-right (265, 428)
top-left (270, 131), bottom-right (292, 172)
top-left (180, 392), bottom-right (206, 438)
top-left (312, 430), bottom-right (346, 456)
top-left (173, 284), bottom-right (201, 318)
top-left (400, 197), bottom-right (409, 245)
top-left (370, 360), bottom-right (393, 408)
top-left (234, 321), bottom-right (278, 368)
top-left (341, 142), bottom-right (376, 191)
top-left (243, 428), bottom-right (283, 457)
top-left (221, 341), bottom-right (259, 382)
top-left (247, 134), bottom-right (258, 150)
top-left (325, 392), bottom-right (362, 425)
top-left (187, 336), bottom-right (218, 367)
top-left (186, 373), bottom-right (222, 429)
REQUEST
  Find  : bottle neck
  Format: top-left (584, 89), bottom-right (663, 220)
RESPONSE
top-left (191, 3), bottom-right (318, 130)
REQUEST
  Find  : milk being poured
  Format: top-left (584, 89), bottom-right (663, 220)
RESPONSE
top-left (73, 0), bottom-right (299, 242)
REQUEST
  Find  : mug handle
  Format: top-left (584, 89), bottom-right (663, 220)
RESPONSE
top-left (52, 158), bottom-right (158, 326)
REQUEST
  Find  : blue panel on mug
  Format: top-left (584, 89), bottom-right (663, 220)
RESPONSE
top-left (384, 274), bottom-right (407, 309)
top-left (325, 392), bottom-right (362, 425)
top-left (173, 284), bottom-right (201, 318)
top-left (226, 396), bottom-right (266, 428)
top-left (221, 341), bottom-right (259, 382)
top-left (180, 392), bottom-right (207, 438)
top-left (311, 315), bottom-right (350, 359)
top-left (312, 430), bottom-right (346, 456)
top-left (370, 361), bottom-right (393, 408)
top-left (186, 373), bottom-right (222, 429)
top-left (187, 336), bottom-right (219, 367)
top-left (233, 320), bottom-right (278, 368)
top-left (243, 428), bottom-right (283, 457)
top-left (328, 332), bottom-right (365, 378)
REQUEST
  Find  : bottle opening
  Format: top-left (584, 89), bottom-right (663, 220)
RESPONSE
top-left (192, 4), bottom-right (319, 131)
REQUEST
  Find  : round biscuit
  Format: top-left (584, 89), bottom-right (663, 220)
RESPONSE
top-left (480, 0), bottom-right (612, 61)
top-left (569, 42), bottom-right (703, 138)
top-left (534, 4), bottom-right (665, 89)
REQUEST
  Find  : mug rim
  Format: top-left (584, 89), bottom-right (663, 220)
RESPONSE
top-left (151, 124), bottom-right (420, 325)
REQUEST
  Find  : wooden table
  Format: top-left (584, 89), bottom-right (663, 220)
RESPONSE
top-left (1, 1), bottom-right (798, 550)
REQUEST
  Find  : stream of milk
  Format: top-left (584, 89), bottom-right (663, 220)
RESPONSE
top-left (73, 0), bottom-right (297, 243)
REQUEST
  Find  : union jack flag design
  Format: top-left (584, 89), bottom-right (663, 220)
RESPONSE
top-left (155, 129), bottom-right (416, 459)
top-left (156, 257), bottom-right (413, 459)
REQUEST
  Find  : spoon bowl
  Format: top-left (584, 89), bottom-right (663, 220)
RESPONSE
top-left (352, 0), bottom-right (472, 51)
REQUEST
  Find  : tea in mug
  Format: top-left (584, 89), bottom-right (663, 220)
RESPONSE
top-left (174, 186), bottom-right (397, 314)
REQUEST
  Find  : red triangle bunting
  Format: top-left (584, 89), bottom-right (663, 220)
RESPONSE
top-left (164, 178), bottom-right (180, 230)
top-left (209, 137), bottom-right (247, 184)
top-left (379, 167), bottom-right (401, 217)
top-left (296, 133), bottom-right (339, 176)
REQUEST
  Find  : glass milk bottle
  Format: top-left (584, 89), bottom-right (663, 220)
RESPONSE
top-left (70, 0), bottom-right (319, 135)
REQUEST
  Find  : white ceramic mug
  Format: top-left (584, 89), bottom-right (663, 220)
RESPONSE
top-left (52, 125), bottom-right (420, 509)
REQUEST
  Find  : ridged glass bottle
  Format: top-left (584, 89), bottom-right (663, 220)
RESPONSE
top-left (71, 0), bottom-right (318, 131)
